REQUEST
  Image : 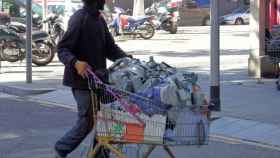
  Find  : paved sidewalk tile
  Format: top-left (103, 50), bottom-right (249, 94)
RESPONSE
top-left (212, 119), bottom-right (260, 136)
top-left (211, 117), bottom-right (243, 132)
top-left (31, 90), bottom-right (76, 107)
top-left (234, 123), bottom-right (280, 139)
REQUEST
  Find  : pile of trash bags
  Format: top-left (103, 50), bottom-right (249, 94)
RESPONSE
top-left (106, 57), bottom-right (209, 144)
top-left (108, 57), bottom-right (206, 112)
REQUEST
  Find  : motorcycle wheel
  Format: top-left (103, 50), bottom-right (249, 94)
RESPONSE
top-left (55, 29), bottom-right (65, 44)
top-left (139, 23), bottom-right (155, 40)
top-left (169, 21), bottom-right (178, 34)
top-left (32, 41), bottom-right (55, 66)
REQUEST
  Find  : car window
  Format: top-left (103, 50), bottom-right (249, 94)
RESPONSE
top-left (232, 7), bottom-right (248, 14)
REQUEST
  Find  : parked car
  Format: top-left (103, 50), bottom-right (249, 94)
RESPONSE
top-left (178, 1), bottom-right (210, 26)
top-left (220, 7), bottom-right (250, 25)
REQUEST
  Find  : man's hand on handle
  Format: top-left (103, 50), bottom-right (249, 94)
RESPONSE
top-left (75, 60), bottom-right (90, 79)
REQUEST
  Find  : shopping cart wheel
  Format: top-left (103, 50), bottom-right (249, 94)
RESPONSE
top-left (276, 81), bottom-right (280, 91)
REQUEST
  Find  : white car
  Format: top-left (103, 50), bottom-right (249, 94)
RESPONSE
top-left (220, 7), bottom-right (250, 25)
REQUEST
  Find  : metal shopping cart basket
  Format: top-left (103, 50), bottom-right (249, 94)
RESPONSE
top-left (266, 40), bottom-right (280, 90)
top-left (86, 69), bottom-right (210, 158)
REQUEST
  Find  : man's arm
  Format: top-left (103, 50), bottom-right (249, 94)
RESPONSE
top-left (57, 11), bottom-right (82, 67)
top-left (102, 19), bottom-right (128, 61)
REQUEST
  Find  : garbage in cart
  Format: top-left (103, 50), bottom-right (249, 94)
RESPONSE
top-left (86, 56), bottom-right (210, 158)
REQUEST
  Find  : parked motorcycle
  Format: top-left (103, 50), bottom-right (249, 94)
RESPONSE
top-left (0, 24), bottom-right (55, 66)
top-left (42, 14), bottom-right (65, 44)
top-left (145, 1), bottom-right (180, 34)
top-left (109, 9), bottom-right (155, 40)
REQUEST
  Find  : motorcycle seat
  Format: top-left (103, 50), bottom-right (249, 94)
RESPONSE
top-left (32, 31), bottom-right (49, 41)
top-left (9, 22), bottom-right (26, 33)
top-left (127, 16), bottom-right (149, 23)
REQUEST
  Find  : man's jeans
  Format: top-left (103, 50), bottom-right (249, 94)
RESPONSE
top-left (55, 89), bottom-right (94, 157)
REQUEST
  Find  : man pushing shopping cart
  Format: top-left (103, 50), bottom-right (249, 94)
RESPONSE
top-left (55, 0), bottom-right (210, 157)
top-left (55, 0), bottom-right (130, 157)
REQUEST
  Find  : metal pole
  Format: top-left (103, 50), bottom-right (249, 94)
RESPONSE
top-left (210, 0), bottom-right (220, 111)
top-left (133, 0), bottom-right (145, 16)
top-left (1, 0), bottom-right (3, 11)
top-left (26, 0), bottom-right (32, 83)
top-left (42, 0), bottom-right (47, 30)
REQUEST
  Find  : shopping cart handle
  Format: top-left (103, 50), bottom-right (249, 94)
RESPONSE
top-left (87, 68), bottom-right (100, 80)
top-left (86, 68), bottom-right (145, 126)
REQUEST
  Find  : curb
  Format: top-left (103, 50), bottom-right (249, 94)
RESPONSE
top-left (0, 85), bottom-right (55, 96)
top-left (211, 117), bottom-right (280, 148)
top-left (210, 134), bottom-right (280, 151)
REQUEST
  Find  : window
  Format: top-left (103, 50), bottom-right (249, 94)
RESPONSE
top-left (232, 7), bottom-right (248, 14)
top-left (1, 0), bottom-right (14, 14)
top-left (0, 0), bottom-right (43, 17)
top-left (48, 5), bottom-right (65, 15)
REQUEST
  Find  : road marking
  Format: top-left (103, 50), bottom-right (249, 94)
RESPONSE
top-left (28, 98), bottom-right (77, 111)
top-left (210, 134), bottom-right (280, 151)
top-left (0, 133), bottom-right (20, 140)
top-left (0, 95), bottom-right (76, 111)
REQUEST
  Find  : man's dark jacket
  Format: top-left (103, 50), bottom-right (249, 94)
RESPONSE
top-left (57, 7), bottom-right (127, 89)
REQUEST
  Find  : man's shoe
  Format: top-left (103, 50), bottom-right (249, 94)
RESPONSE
top-left (55, 150), bottom-right (66, 158)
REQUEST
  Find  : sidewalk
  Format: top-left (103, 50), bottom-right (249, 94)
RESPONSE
top-left (0, 25), bottom-right (280, 150)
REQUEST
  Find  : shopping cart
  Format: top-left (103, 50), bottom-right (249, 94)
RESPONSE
top-left (86, 69), bottom-right (210, 158)
top-left (266, 40), bottom-right (280, 90)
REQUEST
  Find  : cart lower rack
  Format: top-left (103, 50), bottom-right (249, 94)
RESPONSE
top-left (86, 69), bottom-right (210, 158)
top-left (266, 40), bottom-right (280, 90)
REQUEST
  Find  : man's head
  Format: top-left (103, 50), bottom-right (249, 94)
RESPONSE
top-left (82, 0), bottom-right (105, 10)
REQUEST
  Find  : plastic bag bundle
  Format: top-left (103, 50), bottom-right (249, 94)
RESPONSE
top-left (108, 57), bottom-right (205, 114)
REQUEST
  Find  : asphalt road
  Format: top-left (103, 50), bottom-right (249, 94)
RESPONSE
top-left (0, 96), bottom-right (279, 158)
